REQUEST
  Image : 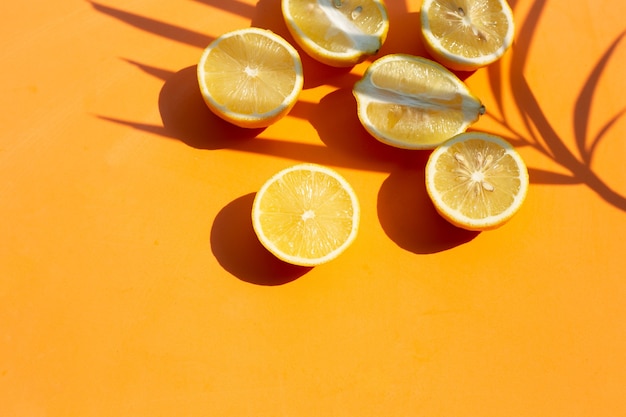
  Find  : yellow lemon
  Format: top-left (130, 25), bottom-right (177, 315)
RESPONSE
top-left (252, 164), bottom-right (360, 266)
top-left (420, 0), bottom-right (515, 71)
top-left (353, 54), bottom-right (485, 149)
top-left (281, 0), bottom-right (389, 67)
top-left (197, 27), bottom-right (303, 128)
top-left (425, 132), bottom-right (529, 231)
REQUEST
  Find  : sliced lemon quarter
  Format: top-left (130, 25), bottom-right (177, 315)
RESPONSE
top-left (252, 164), bottom-right (360, 266)
top-left (353, 54), bottom-right (485, 149)
top-left (197, 28), bottom-right (303, 128)
top-left (281, 0), bottom-right (389, 67)
top-left (420, 0), bottom-right (515, 71)
top-left (425, 132), bottom-right (529, 231)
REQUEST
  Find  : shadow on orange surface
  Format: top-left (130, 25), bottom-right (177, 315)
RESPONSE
top-left (194, 0), bottom-right (256, 18)
top-left (211, 193), bottom-right (312, 285)
top-left (98, 65), bottom-right (265, 149)
top-left (308, 88), bottom-right (423, 169)
top-left (307, 88), bottom-right (482, 251)
top-left (378, 167), bottom-right (480, 254)
top-left (92, 0), bottom-right (626, 210)
top-left (487, 0), bottom-right (626, 210)
top-left (91, 0), bottom-right (626, 271)
top-left (89, 1), bottom-right (214, 48)
top-left (159, 66), bottom-right (266, 148)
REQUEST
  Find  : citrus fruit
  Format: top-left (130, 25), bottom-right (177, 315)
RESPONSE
top-left (197, 27), bottom-right (303, 128)
top-left (281, 0), bottom-right (389, 67)
top-left (352, 54), bottom-right (485, 149)
top-left (420, 0), bottom-right (515, 71)
top-left (252, 164), bottom-right (360, 266)
top-left (425, 132), bottom-right (529, 231)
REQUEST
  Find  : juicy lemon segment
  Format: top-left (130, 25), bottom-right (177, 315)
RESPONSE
top-left (281, 0), bottom-right (389, 67)
top-left (252, 164), bottom-right (360, 266)
top-left (425, 133), bottom-right (529, 230)
top-left (353, 54), bottom-right (485, 149)
top-left (197, 28), bottom-right (303, 128)
top-left (420, 0), bottom-right (515, 71)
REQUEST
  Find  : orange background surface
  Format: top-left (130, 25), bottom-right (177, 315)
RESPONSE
top-left (2, 0), bottom-right (626, 415)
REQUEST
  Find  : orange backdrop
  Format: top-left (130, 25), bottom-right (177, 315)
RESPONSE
top-left (2, 0), bottom-right (626, 416)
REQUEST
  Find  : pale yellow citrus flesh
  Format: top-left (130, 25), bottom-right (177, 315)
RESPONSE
top-left (353, 54), bottom-right (484, 149)
top-left (197, 28), bottom-right (303, 128)
top-left (425, 133), bottom-right (528, 230)
top-left (421, 0), bottom-right (515, 71)
top-left (281, 0), bottom-right (389, 67)
top-left (252, 164), bottom-right (360, 266)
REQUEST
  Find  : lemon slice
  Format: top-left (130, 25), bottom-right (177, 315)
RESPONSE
top-left (425, 132), bottom-right (529, 231)
top-left (281, 0), bottom-right (389, 67)
top-left (352, 54), bottom-right (485, 149)
top-left (197, 27), bottom-right (303, 128)
top-left (420, 0), bottom-right (515, 71)
top-left (252, 164), bottom-right (360, 266)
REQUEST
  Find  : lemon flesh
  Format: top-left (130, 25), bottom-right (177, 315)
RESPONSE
top-left (421, 0), bottom-right (515, 71)
top-left (252, 164), bottom-right (360, 266)
top-left (197, 28), bottom-right (303, 128)
top-left (426, 133), bottom-right (529, 230)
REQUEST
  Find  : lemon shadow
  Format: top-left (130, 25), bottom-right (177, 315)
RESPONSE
top-left (211, 193), bottom-right (312, 285)
top-left (308, 87), bottom-right (421, 172)
top-left (378, 167), bottom-right (480, 254)
top-left (158, 65), bottom-right (265, 149)
top-left (378, 10), bottom-right (423, 58)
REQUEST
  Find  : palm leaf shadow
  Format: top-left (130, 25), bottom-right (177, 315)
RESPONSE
top-left (88, 1), bottom-right (213, 48)
top-left (574, 30), bottom-right (626, 165)
top-left (193, 0), bottom-right (256, 17)
top-left (487, 0), bottom-right (626, 210)
top-left (587, 107), bottom-right (626, 166)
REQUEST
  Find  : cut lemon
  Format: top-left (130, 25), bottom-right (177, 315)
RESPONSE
top-left (281, 0), bottom-right (389, 67)
top-left (197, 27), bottom-right (303, 128)
top-left (352, 54), bottom-right (485, 149)
top-left (420, 0), bottom-right (515, 71)
top-left (252, 164), bottom-right (360, 266)
top-left (425, 132), bottom-right (529, 231)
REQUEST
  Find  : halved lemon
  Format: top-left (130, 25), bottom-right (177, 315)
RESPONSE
top-left (252, 164), bottom-right (360, 266)
top-left (197, 27), bottom-right (303, 128)
top-left (281, 0), bottom-right (389, 67)
top-left (425, 132), bottom-right (529, 231)
top-left (352, 54), bottom-right (485, 149)
top-left (420, 0), bottom-right (515, 72)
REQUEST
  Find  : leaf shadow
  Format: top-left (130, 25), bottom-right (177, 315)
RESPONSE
top-left (97, 65), bottom-right (265, 149)
top-left (193, 0), bottom-right (256, 18)
top-left (486, 0), bottom-right (626, 210)
top-left (88, 1), bottom-right (213, 47)
top-left (574, 30), bottom-right (626, 166)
